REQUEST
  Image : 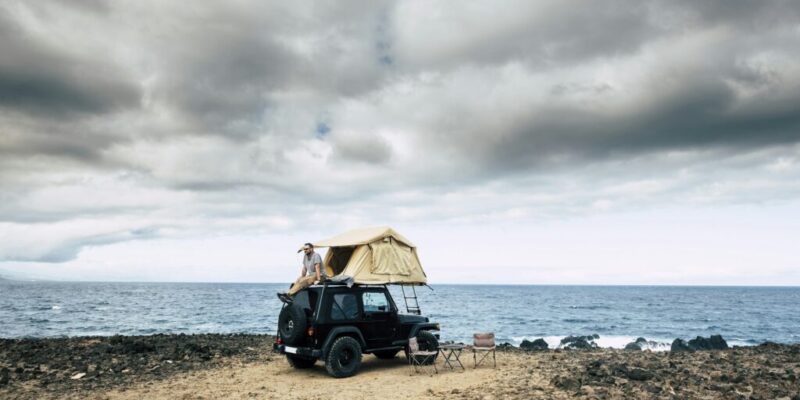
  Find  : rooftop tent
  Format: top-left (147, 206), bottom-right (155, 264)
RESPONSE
top-left (311, 226), bottom-right (427, 285)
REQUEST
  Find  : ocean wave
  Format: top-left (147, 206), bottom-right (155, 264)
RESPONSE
top-left (568, 305), bottom-right (611, 310)
top-left (511, 335), bottom-right (674, 351)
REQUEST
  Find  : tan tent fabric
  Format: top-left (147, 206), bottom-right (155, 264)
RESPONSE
top-left (313, 227), bottom-right (426, 285)
top-left (312, 226), bottom-right (415, 248)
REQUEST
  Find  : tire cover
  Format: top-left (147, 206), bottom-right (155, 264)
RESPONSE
top-left (278, 305), bottom-right (307, 345)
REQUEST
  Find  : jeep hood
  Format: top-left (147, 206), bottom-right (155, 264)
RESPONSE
top-left (398, 314), bottom-right (428, 324)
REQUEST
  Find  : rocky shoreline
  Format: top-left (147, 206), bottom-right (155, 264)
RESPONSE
top-left (0, 334), bottom-right (275, 398)
top-left (1, 334), bottom-right (799, 399)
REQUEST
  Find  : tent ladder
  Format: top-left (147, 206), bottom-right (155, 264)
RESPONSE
top-left (401, 284), bottom-right (421, 315)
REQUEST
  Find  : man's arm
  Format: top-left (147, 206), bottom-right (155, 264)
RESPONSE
top-left (314, 264), bottom-right (321, 284)
top-left (300, 265), bottom-right (307, 278)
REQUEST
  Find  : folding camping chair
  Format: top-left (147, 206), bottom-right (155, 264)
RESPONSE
top-left (472, 332), bottom-right (496, 368)
top-left (408, 337), bottom-right (438, 374)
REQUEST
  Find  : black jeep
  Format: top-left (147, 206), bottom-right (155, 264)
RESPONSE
top-left (273, 282), bottom-right (440, 378)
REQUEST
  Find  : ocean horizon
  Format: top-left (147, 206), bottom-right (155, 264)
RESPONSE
top-left (2, 280), bottom-right (799, 349)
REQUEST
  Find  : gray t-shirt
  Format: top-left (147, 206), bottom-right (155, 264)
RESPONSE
top-left (303, 252), bottom-right (326, 278)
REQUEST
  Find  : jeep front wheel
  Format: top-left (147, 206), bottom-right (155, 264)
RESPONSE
top-left (325, 336), bottom-right (362, 378)
top-left (286, 354), bottom-right (316, 369)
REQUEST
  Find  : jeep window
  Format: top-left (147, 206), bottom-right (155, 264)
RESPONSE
top-left (330, 293), bottom-right (359, 320)
top-left (362, 291), bottom-right (391, 313)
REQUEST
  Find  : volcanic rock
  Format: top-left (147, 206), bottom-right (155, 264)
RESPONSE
top-left (624, 342), bottom-right (642, 351)
top-left (520, 338), bottom-right (549, 350)
top-left (560, 335), bottom-right (599, 350)
top-left (626, 367), bottom-right (654, 381)
top-left (687, 335), bottom-right (728, 350)
top-left (671, 338), bottom-right (693, 352)
top-left (671, 335), bottom-right (729, 352)
top-left (0, 367), bottom-right (10, 386)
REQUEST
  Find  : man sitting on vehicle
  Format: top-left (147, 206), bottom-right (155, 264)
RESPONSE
top-left (278, 243), bottom-right (326, 302)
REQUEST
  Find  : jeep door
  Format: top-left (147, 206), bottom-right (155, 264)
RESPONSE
top-left (359, 290), bottom-right (397, 348)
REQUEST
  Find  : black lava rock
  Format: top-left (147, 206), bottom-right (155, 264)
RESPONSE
top-left (561, 335), bottom-right (598, 350)
top-left (688, 335), bottom-right (728, 350)
top-left (624, 342), bottom-right (642, 351)
top-left (672, 335), bottom-right (729, 352)
top-left (0, 367), bottom-right (10, 386)
top-left (671, 338), bottom-right (693, 352)
top-left (520, 338), bottom-right (549, 351)
top-left (626, 367), bottom-right (654, 381)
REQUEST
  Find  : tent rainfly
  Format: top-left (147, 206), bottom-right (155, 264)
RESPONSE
top-left (310, 226), bottom-right (427, 285)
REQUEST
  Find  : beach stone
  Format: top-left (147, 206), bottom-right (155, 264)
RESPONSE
top-left (520, 338), bottom-right (549, 351)
top-left (70, 372), bottom-right (86, 380)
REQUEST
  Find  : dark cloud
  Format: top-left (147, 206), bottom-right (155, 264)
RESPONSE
top-left (474, 78), bottom-right (800, 173)
top-left (0, 9), bottom-right (140, 117)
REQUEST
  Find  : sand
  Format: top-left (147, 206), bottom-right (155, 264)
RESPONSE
top-left (102, 354), bottom-right (499, 400)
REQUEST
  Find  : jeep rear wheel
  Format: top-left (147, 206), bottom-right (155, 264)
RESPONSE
top-left (286, 354), bottom-right (316, 369)
top-left (325, 336), bottom-right (362, 378)
top-left (278, 305), bottom-right (307, 346)
top-left (373, 350), bottom-right (399, 359)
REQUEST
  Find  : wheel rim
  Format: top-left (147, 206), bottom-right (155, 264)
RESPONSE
top-left (339, 348), bottom-right (353, 366)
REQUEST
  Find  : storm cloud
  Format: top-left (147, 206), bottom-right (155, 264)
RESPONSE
top-left (0, 0), bottom-right (799, 282)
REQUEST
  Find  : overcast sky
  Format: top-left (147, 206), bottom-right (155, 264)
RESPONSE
top-left (1, 1), bottom-right (799, 284)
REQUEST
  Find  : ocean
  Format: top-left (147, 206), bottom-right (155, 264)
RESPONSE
top-left (1, 281), bottom-right (798, 349)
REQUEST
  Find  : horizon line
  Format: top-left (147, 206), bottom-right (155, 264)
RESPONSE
top-left (2, 277), bottom-right (799, 288)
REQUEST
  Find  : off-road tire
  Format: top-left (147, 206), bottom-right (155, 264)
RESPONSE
top-left (286, 354), bottom-right (316, 369)
top-left (325, 336), bottom-right (362, 378)
top-left (278, 304), bottom-right (307, 346)
top-left (373, 350), bottom-right (400, 359)
top-left (405, 330), bottom-right (439, 365)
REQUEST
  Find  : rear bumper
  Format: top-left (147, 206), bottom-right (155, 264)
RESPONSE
top-left (273, 343), bottom-right (322, 359)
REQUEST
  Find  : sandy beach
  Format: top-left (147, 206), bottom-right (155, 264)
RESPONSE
top-left (2, 334), bottom-right (799, 400)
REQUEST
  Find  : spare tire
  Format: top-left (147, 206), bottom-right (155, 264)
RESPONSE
top-left (278, 304), bottom-right (307, 346)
